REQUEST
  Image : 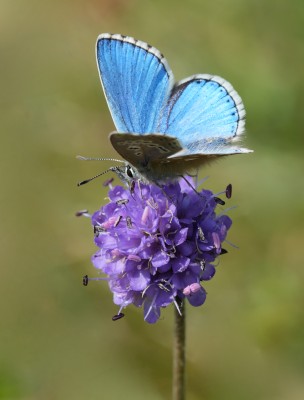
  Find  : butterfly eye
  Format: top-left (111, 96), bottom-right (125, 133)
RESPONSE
top-left (126, 165), bottom-right (135, 178)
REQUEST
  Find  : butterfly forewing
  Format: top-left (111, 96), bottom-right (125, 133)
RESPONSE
top-left (110, 132), bottom-right (183, 170)
top-left (96, 34), bottom-right (174, 133)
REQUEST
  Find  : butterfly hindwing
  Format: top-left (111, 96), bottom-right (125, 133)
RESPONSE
top-left (158, 75), bottom-right (246, 154)
top-left (96, 34), bottom-right (174, 133)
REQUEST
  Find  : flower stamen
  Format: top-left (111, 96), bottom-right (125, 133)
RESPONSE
top-left (116, 199), bottom-right (129, 206)
top-left (126, 216), bottom-right (133, 228)
top-left (82, 275), bottom-right (109, 286)
top-left (112, 313), bottom-right (125, 321)
top-left (75, 209), bottom-right (90, 217)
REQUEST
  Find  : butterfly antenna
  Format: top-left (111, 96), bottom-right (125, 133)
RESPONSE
top-left (76, 155), bottom-right (125, 164)
top-left (77, 170), bottom-right (110, 186)
top-left (78, 165), bottom-right (126, 186)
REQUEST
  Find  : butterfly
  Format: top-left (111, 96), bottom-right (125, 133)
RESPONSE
top-left (96, 33), bottom-right (252, 183)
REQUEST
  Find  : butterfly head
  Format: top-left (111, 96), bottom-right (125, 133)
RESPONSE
top-left (109, 164), bottom-right (141, 184)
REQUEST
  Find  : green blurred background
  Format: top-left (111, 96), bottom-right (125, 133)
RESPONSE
top-left (1, 0), bottom-right (304, 399)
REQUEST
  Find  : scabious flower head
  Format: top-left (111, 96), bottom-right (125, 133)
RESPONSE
top-left (88, 178), bottom-right (232, 323)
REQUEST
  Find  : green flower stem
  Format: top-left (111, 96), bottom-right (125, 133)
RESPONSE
top-left (173, 299), bottom-right (186, 400)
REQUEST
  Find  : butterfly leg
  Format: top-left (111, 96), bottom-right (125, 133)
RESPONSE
top-left (180, 175), bottom-right (203, 198)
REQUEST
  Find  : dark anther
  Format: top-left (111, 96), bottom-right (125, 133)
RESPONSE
top-left (114, 215), bottom-right (122, 227)
top-left (214, 197), bottom-right (225, 205)
top-left (198, 227), bottom-right (205, 241)
top-left (103, 178), bottom-right (114, 187)
top-left (94, 225), bottom-right (105, 236)
top-left (158, 283), bottom-right (170, 292)
top-left (75, 209), bottom-right (89, 217)
top-left (83, 275), bottom-right (89, 286)
top-left (226, 184), bottom-right (232, 199)
top-left (126, 216), bottom-right (133, 229)
top-left (112, 313), bottom-right (125, 321)
top-left (220, 249), bottom-right (228, 255)
top-left (200, 259), bottom-right (206, 271)
top-left (129, 180), bottom-right (136, 197)
top-left (116, 199), bottom-right (129, 206)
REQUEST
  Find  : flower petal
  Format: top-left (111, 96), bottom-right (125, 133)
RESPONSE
top-left (186, 287), bottom-right (207, 307)
top-left (171, 256), bottom-right (190, 273)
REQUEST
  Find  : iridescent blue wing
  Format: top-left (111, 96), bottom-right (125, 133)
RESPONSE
top-left (96, 33), bottom-right (174, 133)
top-left (158, 74), bottom-right (247, 154)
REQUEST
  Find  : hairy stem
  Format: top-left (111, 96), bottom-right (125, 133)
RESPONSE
top-left (172, 299), bottom-right (186, 400)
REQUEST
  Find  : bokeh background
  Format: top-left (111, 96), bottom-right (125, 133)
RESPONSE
top-left (1, 0), bottom-right (304, 399)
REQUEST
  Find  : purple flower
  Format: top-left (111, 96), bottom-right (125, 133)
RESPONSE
top-left (87, 179), bottom-right (232, 323)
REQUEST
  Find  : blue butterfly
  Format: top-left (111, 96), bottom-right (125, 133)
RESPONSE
top-left (96, 33), bottom-right (252, 182)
